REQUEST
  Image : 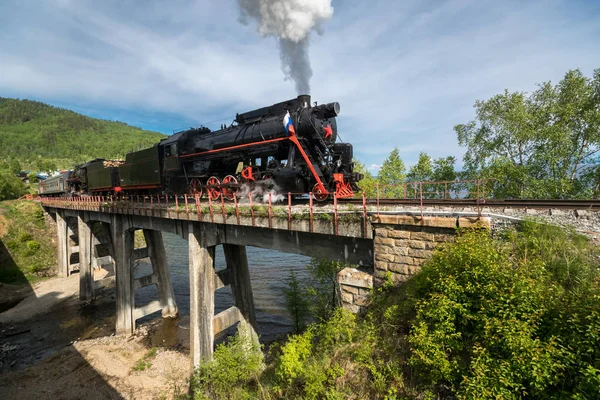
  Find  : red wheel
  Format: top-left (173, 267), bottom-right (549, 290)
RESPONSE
top-left (206, 176), bottom-right (221, 201)
top-left (222, 175), bottom-right (238, 201)
top-left (189, 178), bottom-right (203, 197)
top-left (312, 184), bottom-right (328, 202)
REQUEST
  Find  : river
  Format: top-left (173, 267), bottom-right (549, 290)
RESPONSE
top-left (134, 233), bottom-right (312, 342)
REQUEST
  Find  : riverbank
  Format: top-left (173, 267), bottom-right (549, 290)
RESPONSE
top-left (0, 200), bottom-right (57, 284)
top-left (0, 274), bottom-right (192, 399)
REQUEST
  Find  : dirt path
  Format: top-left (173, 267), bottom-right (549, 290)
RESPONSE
top-left (0, 328), bottom-right (192, 400)
top-left (0, 274), bottom-right (79, 325)
top-left (0, 275), bottom-right (193, 399)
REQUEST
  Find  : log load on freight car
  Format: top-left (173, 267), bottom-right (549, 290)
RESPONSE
top-left (38, 95), bottom-right (363, 201)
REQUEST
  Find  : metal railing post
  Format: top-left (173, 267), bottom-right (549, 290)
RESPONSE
top-left (234, 192), bottom-right (240, 224)
top-left (287, 192), bottom-right (292, 230)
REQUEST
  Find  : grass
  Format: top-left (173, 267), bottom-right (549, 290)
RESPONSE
top-left (132, 347), bottom-right (158, 372)
top-left (0, 200), bottom-right (56, 284)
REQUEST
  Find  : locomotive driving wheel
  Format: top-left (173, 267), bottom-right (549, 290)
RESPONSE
top-left (221, 175), bottom-right (238, 201)
top-left (206, 176), bottom-right (221, 201)
top-left (312, 183), bottom-right (329, 202)
top-left (189, 178), bottom-right (203, 197)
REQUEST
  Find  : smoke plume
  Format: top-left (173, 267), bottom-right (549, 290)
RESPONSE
top-left (237, 0), bottom-right (334, 94)
top-left (237, 179), bottom-right (286, 203)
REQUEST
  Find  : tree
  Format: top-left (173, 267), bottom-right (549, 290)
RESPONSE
top-left (283, 270), bottom-right (310, 333)
top-left (305, 259), bottom-right (345, 320)
top-left (27, 171), bottom-right (38, 183)
top-left (455, 68), bottom-right (600, 199)
top-left (406, 152), bottom-right (433, 198)
top-left (407, 152), bottom-right (433, 182)
top-left (432, 156), bottom-right (457, 198)
top-left (378, 148), bottom-right (406, 198)
top-left (9, 159), bottom-right (21, 175)
top-left (0, 170), bottom-right (25, 200)
top-left (353, 159), bottom-right (378, 198)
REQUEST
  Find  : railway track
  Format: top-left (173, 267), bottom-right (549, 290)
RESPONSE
top-left (337, 198), bottom-right (600, 210)
top-left (38, 195), bottom-right (600, 211)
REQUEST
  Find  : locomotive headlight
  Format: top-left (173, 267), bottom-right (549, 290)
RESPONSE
top-left (337, 159), bottom-right (342, 167)
top-left (313, 102), bottom-right (340, 119)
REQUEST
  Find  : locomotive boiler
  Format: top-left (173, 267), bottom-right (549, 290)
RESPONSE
top-left (135, 95), bottom-right (361, 200)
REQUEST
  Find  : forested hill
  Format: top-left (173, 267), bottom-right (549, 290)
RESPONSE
top-left (0, 97), bottom-right (166, 169)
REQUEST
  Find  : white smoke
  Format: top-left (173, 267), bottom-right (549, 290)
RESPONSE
top-left (237, 0), bottom-right (334, 94)
top-left (236, 179), bottom-right (286, 203)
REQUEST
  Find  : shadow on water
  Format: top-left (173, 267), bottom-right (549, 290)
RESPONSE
top-left (0, 233), bottom-right (123, 399)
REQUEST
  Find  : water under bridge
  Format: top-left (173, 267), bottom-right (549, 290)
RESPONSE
top-left (38, 193), bottom-right (600, 366)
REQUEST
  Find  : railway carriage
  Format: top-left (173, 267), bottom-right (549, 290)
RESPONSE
top-left (38, 171), bottom-right (70, 196)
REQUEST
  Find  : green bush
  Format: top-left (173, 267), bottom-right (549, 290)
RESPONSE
top-left (187, 221), bottom-right (600, 400)
top-left (18, 232), bottom-right (33, 242)
top-left (272, 308), bottom-right (402, 399)
top-left (26, 240), bottom-right (40, 251)
top-left (0, 170), bottom-right (25, 201)
top-left (191, 331), bottom-right (264, 399)
top-left (0, 201), bottom-right (55, 283)
top-left (403, 225), bottom-right (600, 399)
top-left (33, 208), bottom-right (45, 224)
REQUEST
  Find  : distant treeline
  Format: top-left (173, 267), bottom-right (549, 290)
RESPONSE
top-left (0, 97), bottom-right (165, 170)
top-left (0, 97), bottom-right (167, 200)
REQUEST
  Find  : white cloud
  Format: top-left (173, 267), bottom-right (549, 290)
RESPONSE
top-left (369, 164), bottom-right (382, 174)
top-left (0, 0), bottom-right (599, 170)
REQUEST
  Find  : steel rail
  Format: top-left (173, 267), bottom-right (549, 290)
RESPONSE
top-left (338, 198), bottom-right (600, 209)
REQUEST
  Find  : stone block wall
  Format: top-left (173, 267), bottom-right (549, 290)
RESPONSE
top-left (337, 267), bottom-right (373, 314)
top-left (371, 215), bottom-right (490, 286)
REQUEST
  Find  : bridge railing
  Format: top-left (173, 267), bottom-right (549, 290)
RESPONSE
top-left (37, 180), bottom-right (497, 234)
top-left (38, 191), bottom-right (371, 238)
top-left (373, 179), bottom-right (497, 218)
top-left (376, 178), bottom-right (497, 200)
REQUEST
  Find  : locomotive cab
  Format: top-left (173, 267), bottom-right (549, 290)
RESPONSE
top-left (163, 142), bottom-right (180, 172)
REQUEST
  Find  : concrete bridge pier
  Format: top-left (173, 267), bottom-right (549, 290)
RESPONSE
top-left (223, 243), bottom-right (259, 345)
top-left (56, 209), bottom-right (70, 278)
top-left (143, 229), bottom-right (178, 318)
top-left (77, 215), bottom-right (94, 301)
top-left (188, 224), bottom-right (259, 366)
top-left (111, 215), bottom-right (179, 336)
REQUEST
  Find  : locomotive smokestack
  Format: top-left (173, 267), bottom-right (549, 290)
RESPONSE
top-left (237, 0), bottom-right (334, 94)
top-left (298, 94), bottom-right (311, 109)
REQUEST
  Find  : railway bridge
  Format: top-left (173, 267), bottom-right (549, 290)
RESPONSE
top-left (39, 194), bottom-right (600, 366)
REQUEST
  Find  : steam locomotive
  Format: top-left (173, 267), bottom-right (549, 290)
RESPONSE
top-left (39, 95), bottom-right (363, 201)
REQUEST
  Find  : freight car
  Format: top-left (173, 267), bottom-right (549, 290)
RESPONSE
top-left (68, 159), bottom-right (121, 195)
top-left (39, 95), bottom-right (363, 201)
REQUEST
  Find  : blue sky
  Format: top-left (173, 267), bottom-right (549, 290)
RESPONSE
top-left (1, 0), bottom-right (599, 173)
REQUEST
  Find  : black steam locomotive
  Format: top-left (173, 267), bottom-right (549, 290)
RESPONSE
top-left (39, 95), bottom-right (362, 201)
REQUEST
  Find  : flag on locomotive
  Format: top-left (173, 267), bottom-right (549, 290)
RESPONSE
top-left (283, 111), bottom-right (296, 136)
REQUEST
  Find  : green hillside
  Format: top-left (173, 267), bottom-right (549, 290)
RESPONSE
top-left (0, 97), bottom-right (166, 169)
